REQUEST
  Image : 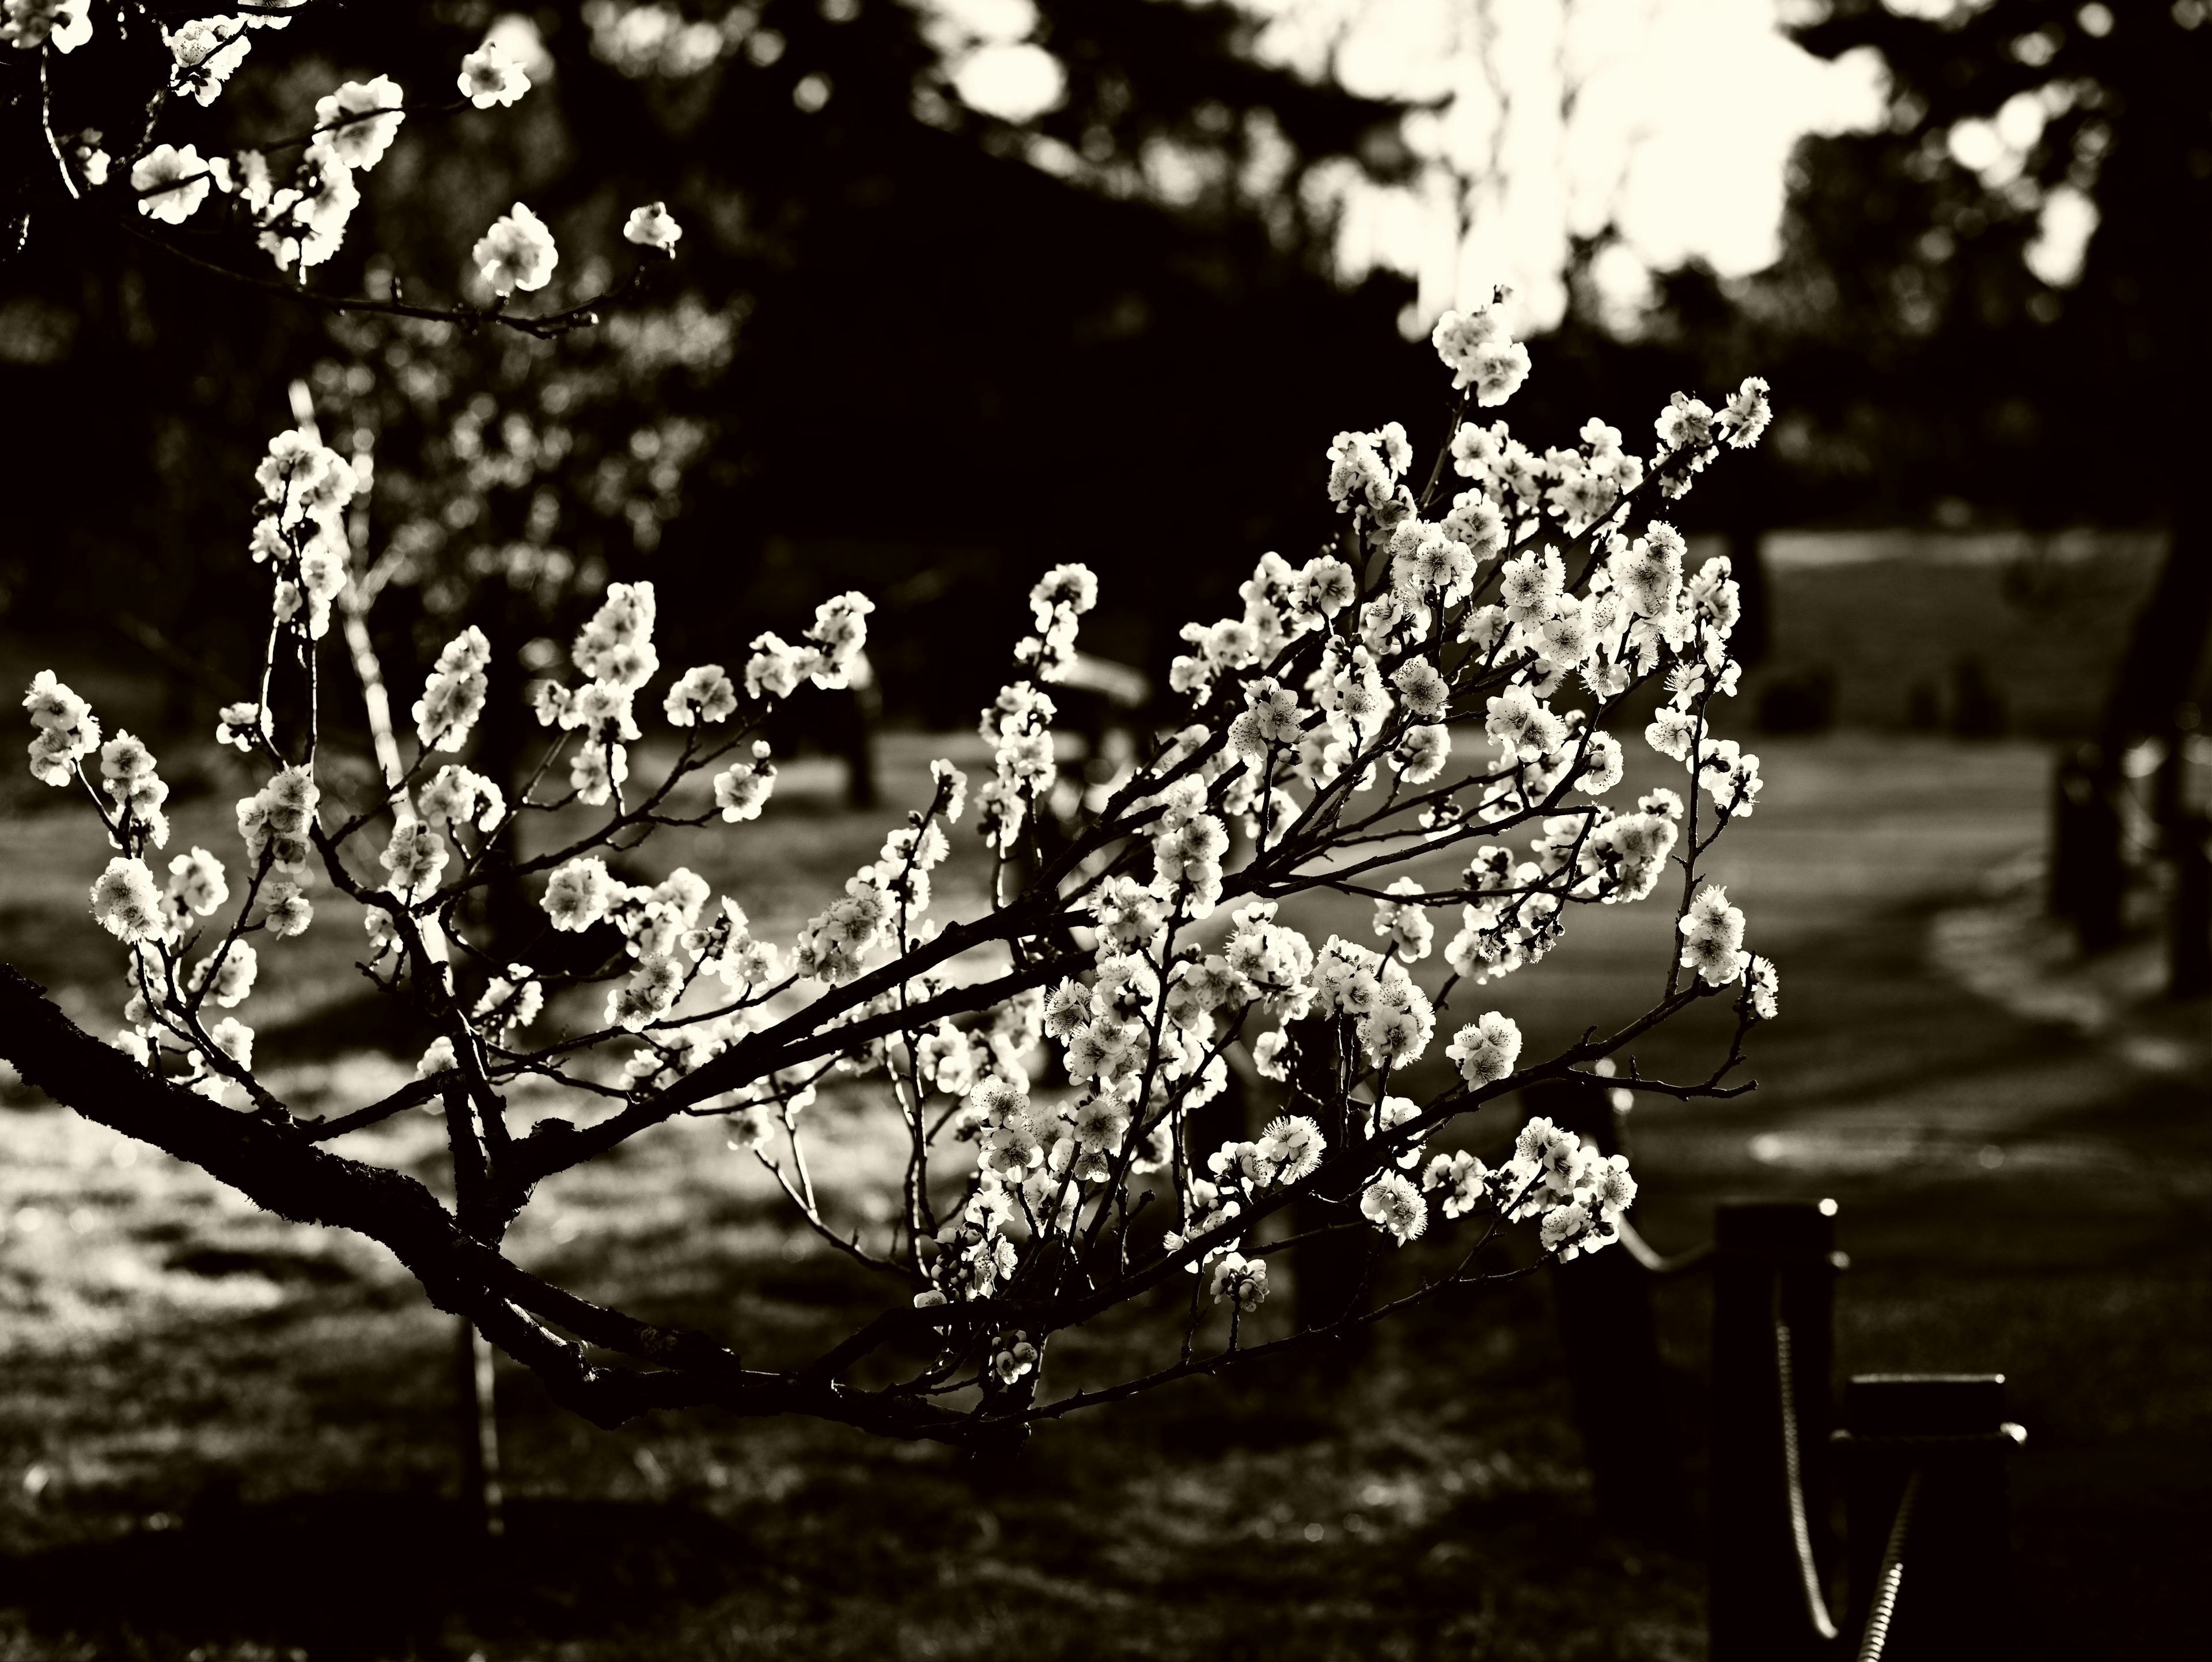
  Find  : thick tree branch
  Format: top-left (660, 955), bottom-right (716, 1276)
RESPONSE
top-left (0, 964), bottom-right (969, 1442)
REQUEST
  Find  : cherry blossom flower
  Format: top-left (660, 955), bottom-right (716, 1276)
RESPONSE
top-left (472, 202), bottom-right (558, 296)
top-left (458, 39), bottom-right (530, 108)
top-left (622, 201), bottom-right (683, 252)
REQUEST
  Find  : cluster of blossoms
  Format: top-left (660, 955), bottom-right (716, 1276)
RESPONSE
top-left (248, 429), bottom-right (359, 642)
top-left (24, 670), bottom-right (101, 790)
top-left (31, 663), bottom-right (322, 1093)
top-left (414, 627), bottom-right (492, 751)
top-left (969, 565), bottom-right (1097, 856)
top-left (1676, 882), bottom-right (1771, 1000)
top-left (1416, 1115), bottom-right (1637, 1262)
top-left (132, 18), bottom-right (398, 271)
top-left (17, 263), bottom-right (1791, 1432)
top-left (3, 0), bottom-right (94, 54)
top-left (29, 12), bottom-right (675, 311)
top-left (790, 778), bottom-right (957, 985)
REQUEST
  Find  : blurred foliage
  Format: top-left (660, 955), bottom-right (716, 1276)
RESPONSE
top-left (1762, 0), bottom-right (2212, 735)
top-left (0, 0), bottom-right (1429, 733)
top-left (1528, 0), bottom-right (2212, 730)
top-left (1744, 0), bottom-right (2207, 523)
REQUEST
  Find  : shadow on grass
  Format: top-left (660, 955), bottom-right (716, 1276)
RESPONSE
top-left (0, 1491), bottom-right (758, 1659)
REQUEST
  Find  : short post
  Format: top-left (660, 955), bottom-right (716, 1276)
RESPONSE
top-left (1287, 1019), bottom-right (1371, 1373)
top-left (1838, 1375), bottom-right (2021, 1659)
top-left (1532, 1077), bottom-right (1685, 1539)
top-left (1710, 1200), bottom-right (1842, 1662)
top-left (2170, 813), bottom-right (2210, 1000)
top-left (2050, 748), bottom-right (2124, 952)
top-left (455, 1315), bottom-right (505, 1539)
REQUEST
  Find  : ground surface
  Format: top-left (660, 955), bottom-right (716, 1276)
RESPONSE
top-left (0, 727), bottom-right (2205, 1661)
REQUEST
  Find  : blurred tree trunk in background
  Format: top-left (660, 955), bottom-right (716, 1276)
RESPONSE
top-left (1781, 1), bottom-right (2212, 768)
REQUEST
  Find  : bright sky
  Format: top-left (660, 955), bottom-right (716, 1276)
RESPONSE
top-left (1251, 0), bottom-right (1891, 332)
top-left (942, 0), bottom-right (1891, 335)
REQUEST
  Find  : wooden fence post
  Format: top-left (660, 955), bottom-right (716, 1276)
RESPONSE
top-left (1530, 1077), bottom-right (1686, 1540)
top-left (1710, 1199), bottom-right (1842, 1662)
top-left (455, 1315), bottom-right (505, 1539)
top-left (1287, 1019), bottom-right (1370, 1373)
top-left (2051, 748), bottom-right (2124, 952)
top-left (1837, 1375), bottom-right (2021, 1660)
top-left (2171, 813), bottom-right (2211, 999)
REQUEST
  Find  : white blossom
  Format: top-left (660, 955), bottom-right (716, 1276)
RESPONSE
top-left (1445, 1012), bottom-right (1522, 1088)
top-left (622, 201), bottom-right (683, 252)
top-left (166, 17), bottom-right (249, 104)
top-left (312, 76), bottom-right (405, 171)
top-left (1361, 1170), bottom-right (1427, 1244)
top-left (664, 664), bottom-right (736, 726)
top-left (208, 1017), bottom-right (254, 1072)
top-left (416, 1035), bottom-right (457, 1078)
top-left (1747, 954), bottom-right (1780, 1020)
top-left (379, 821), bottom-right (449, 897)
top-left (472, 202), bottom-right (558, 296)
top-left (3, 0), bottom-right (92, 53)
top-left (414, 627), bottom-right (491, 749)
top-left (1677, 883), bottom-right (1749, 987)
top-left (166, 847), bottom-right (229, 917)
top-left (132, 144), bottom-right (210, 224)
top-left (90, 857), bottom-right (164, 943)
top-left (458, 38), bottom-right (531, 107)
top-left (543, 857), bottom-right (618, 932)
top-left (1208, 1252), bottom-right (1268, 1309)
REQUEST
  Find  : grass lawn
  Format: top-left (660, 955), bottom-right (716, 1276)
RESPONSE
top-left (0, 727), bottom-right (2205, 1660)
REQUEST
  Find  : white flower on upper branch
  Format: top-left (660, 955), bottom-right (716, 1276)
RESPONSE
top-left (256, 150), bottom-right (361, 273)
top-left (1444, 1011), bottom-right (1522, 1088)
top-left (1430, 289), bottom-right (1531, 407)
top-left (459, 38), bottom-right (531, 107)
top-left (414, 627), bottom-right (492, 751)
top-left (543, 856), bottom-right (618, 932)
top-left (608, 955), bottom-right (683, 1031)
top-left (166, 847), bottom-right (228, 918)
top-left (473, 202), bottom-right (558, 296)
top-left (711, 742), bottom-right (778, 823)
top-left (1361, 1169), bottom-right (1427, 1244)
top-left (215, 702), bottom-right (266, 753)
top-left (1209, 1252), bottom-right (1268, 1309)
top-left (189, 940), bottom-right (257, 1009)
top-left (623, 202), bottom-right (683, 252)
top-left (1747, 955), bottom-right (1781, 1020)
top-left (236, 766), bottom-right (319, 879)
top-left (663, 664), bottom-right (735, 726)
top-left (574, 582), bottom-right (658, 685)
top-left (132, 144), bottom-right (211, 224)
top-left (23, 670), bottom-right (100, 787)
top-left (380, 821), bottom-right (449, 899)
top-left (1718, 377), bottom-right (1773, 449)
top-left (207, 1017), bottom-right (253, 1073)
top-left (259, 875), bottom-right (313, 939)
top-left (166, 17), bottom-right (249, 104)
top-left (312, 77), bottom-right (406, 172)
top-left (419, 764), bottom-right (506, 834)
top-left (1697, 736), bottom-right (1764, 820)
top-left (1677, 883), bottom-right (1749, 988)
top-left (1392, 723), bottom-right (1450, 785)
top-left (3, 0), bottom-right (92, 53)
top-left (90, 857), bottom-right (164, 944)
top-left (1372, 877), bottom-right (1434, 966)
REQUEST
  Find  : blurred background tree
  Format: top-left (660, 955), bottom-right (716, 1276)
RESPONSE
top-left (0, 0), bottom-right (1429, 740)
top-left (1623, 0), bottom-right (2211, 753)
